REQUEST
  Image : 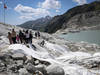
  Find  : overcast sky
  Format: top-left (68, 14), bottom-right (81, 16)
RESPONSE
top-left (0, 0), bottom-right (95, 25)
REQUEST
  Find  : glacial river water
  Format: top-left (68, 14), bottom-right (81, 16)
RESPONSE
top-left (60, 30), bottom-right (100, 45)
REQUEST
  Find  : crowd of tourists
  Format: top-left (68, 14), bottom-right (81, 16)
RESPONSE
top-left (7, 29), bottom-right (40, 44)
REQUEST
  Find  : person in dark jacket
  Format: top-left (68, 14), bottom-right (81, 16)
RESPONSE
top-left (19, 30), bottom-right (24, 43)
top-left (35, 32), bottom-right (37, 39)
top-left (35, 31), bottom-right (40, 39)
top-left (37, 31), bottom-right (40, 39)
top-left (29, 31), bottom-right (33, 43)
top-left (25, 30), bottom-right (30, 43)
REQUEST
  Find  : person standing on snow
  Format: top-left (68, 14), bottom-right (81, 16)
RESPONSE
top-left (19, 30), bottom-right (24, 43)
top-left (35, 31), bottom-right (40, 39)
top-left (7, 32), bottom-right (12, 44)
top-left (11, 29), bottom-right (17, 44)
top-left (35, 31), bottom-right (37, 39)
top-left (29, 31), bottom-right (33, 44)
top-left (25, 30), bottom-right (30, 44)
top-left (16, 34), bottom-right (20, 43)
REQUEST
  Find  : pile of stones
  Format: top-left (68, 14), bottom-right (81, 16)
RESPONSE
top-left (0, 52), bottom-right (65, 75)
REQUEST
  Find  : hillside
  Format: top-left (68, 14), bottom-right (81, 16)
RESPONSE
top-left (19, 16), bottom-right (52, 32)
top-left (0, 22), bottom-right (22, 36)
top-left (45, 1), bottom-right (100, 33)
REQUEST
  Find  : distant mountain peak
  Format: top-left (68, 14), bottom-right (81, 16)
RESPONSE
top-left (19, 15), bottom-right (52, 32)
top-left (45, 15), bottom-right (51, 19)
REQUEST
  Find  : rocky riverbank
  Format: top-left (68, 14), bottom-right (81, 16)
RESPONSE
top-left (55, 25), bottom-right (100, 35)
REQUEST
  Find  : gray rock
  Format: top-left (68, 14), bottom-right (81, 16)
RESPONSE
top-left (46, 65), bottom-right (65, 75)
top-left (16, 60), bottom-right (23, 67)
top-left (26, 63), bottom-right (37, 73)
top-left (35, 60), bottom-right (39, 65)
top-left (35, 70), bottom-right (44, 75)
top-left (19, 68), bottom-right (31, 75)
top-left (8, 64), bottom-right (18, 72)
top-left (0, 60), bottom-right (7, 72)
top-left (83, 60), bottom-right (100, 69)
top-left (0, 72), bottom-right (19, 75)
top-left (35, 64), bottom-right (47, 75)
top-left (12, 53), bottom-right (27, 61)
top-left (0, 53), bottom-right (6, 60)
top-left (0, 53), bottom-right (11, 61)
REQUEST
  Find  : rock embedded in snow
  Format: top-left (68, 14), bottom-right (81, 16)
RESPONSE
top-left (83, 59), bottom-right (100, 69)
top-left (26, 63), bottom-right (37, 73)
top-left (35, 60), bottom-right (40, 65)
top-left (12, 53), bottom-right (27, 61)
top-left (0, 61), bottom-right (6, 72)
top-left (0, 53), bottom-right (6, 60)
top-left (46, 65), bottom-right (65, 75)
top-left (19, 68), bottom-right (30, 75)
top-left (35, 64), bottom-right (47, 75)
top-left (15, 60), bottom-right (23, 68)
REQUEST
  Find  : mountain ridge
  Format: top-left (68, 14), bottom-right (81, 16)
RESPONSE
top-left (45, 1), bottom-right (100, 33)
top-left (19, 16), bottom-right (52, 32)
top-left (19, 1), bottom-right (100, 33)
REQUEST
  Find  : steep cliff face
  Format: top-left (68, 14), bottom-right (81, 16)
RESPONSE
top-left (45, 1), bottom-right (100, 33)
top-left (64, 11), bottom-right (100, 28)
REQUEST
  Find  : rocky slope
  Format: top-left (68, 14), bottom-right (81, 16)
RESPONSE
top-left (45, 1), bottom-right (100, 33)
top-left (19, 16), bottom-right (52, 32)
top-left (0, 23), bottom-right (100, 75)
top-left (0, 22), bottom-right (22, 36)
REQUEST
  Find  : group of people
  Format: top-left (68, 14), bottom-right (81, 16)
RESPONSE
top-left (7, 29), bottom-right (40, 44)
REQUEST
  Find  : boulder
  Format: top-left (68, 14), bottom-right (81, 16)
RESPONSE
top-left (0, 53), bottom-right (11, 60)
top-left (35, 60), bottom-right (40, 65)
top-left (0, 60), bottom-right (7, 72)
top-left (8, 64), bottom-right (18, 73)
top-left (11, 53), bottom-right (27, 61)
top-left (35, 70), bottom-right (44, 75)
top-left (19, 68), bottom-right (31, 75)
top-left (0, 53), bottom-right (6, 60)
top-left (35, 64), bottom-right (47, 75)
top-left (16, 60), bottom-right (24, 69)
top-left (46, 65), bottom-right (65, 75)
top-left (26, 63), bottom-right (37, 73)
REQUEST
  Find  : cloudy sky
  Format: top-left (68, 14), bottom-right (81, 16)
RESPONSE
top-left (0, 0), bottom-right (95, 25)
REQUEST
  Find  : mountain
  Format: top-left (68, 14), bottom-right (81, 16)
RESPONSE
top-left (45, 1), bottom-right (100, 33)
top-left (19, 16), bottom-right (52, 32)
